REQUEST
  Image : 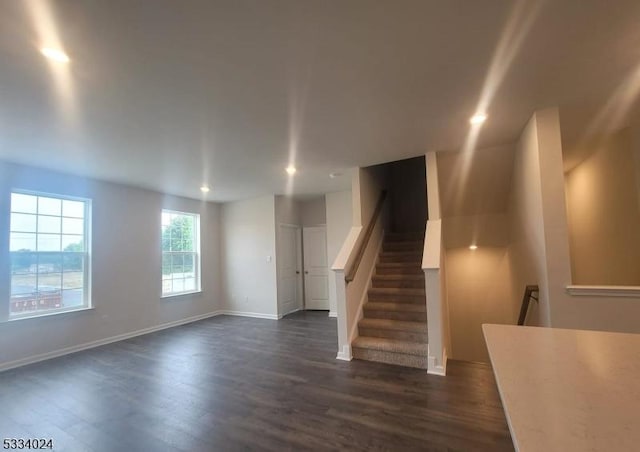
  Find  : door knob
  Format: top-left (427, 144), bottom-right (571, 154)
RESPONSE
top-left (296, 271), bottom-right (300, 274)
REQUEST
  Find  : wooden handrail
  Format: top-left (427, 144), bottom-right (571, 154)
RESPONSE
top-left (345, 190), bottom-right (387, 283)
top-left (517, 285), bottom-right (539, 326)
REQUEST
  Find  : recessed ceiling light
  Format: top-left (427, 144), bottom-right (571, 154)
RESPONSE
top-left (329, 172), bottom-right (342, 179)
top-left (470, 113), bottom-right (487, 125)
top-left (469, 245), bottom-right (478, 250)
top-left (40, 47), bottom-right (70, 63)
top-left (200, 185), bottom-right (210, 193)
top-left (285, 165), bottom-right (297, 175)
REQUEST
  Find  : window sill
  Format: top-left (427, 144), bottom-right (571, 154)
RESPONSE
top-left (6, 306), bottom-right (95, 323)
top-left (161, 290), bottom-right (202, 299)
top-left (566, 285), bottom-right (640, 298)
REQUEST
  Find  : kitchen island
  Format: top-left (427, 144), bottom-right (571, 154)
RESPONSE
top-left (483, 324), bottom-right (640, 452)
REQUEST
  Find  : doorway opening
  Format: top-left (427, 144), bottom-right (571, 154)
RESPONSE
top-left (276, 223), bottom-right (330, 317)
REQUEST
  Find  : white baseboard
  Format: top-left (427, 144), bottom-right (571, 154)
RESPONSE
top-left (328, 311), bottom-right (337, 318)
top-left (220, 310), bottom-right (280, 320)
top-left (0, 310), bottom-right (224, 373)
top-left (427, 347), bottom-right (448, 376)
top-left (280, 307), bottom-right (302, 318)
top-left (336, 344), bottom-right (352, 361)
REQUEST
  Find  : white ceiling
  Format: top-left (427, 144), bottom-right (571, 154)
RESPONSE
top-left (1, 0), bottom-right (640, 201)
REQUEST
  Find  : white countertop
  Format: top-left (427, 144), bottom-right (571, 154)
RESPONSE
top-left (483, 324), bottom-right (640, 452)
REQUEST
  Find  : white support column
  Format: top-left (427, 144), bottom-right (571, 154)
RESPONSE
top-left (426, 152), bottom-right (441, 221)
top-left (423, 220), bottom-right (447, 375)
top-left (334, 270), bottom-right (352, 361)
top-left (332, 226), bottom-right (362, 361)
top-left (423, 152), bottom-right (448, 375)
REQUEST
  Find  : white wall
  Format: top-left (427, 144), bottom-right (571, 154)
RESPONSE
top-left (352, 165), bottom-right (388, 227)
top-left (275, 195), bottom-right (301, 226)
top-left (344, 216), bottom-right (384, 339)
top-left (565, 126), bottom-right (640, 285)
top-left (300, 196), bottom-right (326, 226)
top-left (439, 145), bottom-right (515, 217)
top-left (508, 113), bottom-right (552, 326)
top-left (437, 144), bottom-right (516, 363)
top-left (440, 213), bottom-right (514, 363)
top-left (544, 110), bottom-right (640, 332)
top-left (334, 165), bottom-right (388, 359)
top-left (325, 191), bottom-right (353, 316)
top-left (508, 108), bottom-right (640, 334)
top-left (0, 160), bottom-right (222, 369)
top-left (445, 247), bottom-right (514, 362)
top-left (442, 214), bottom-right (511, 249)
top-left (220, 196), bottom-right (278, 318)
top-left (534, 109), bottom-right (576, 327)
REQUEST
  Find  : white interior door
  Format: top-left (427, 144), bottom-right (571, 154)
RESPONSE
top-left (303, 226), bottom-right (329, 310)
top-left (278, 224), bottom-right (302, 316)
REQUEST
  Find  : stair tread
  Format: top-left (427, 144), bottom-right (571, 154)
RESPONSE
top-left (380, 250), bottom-right (422, 256)
top-left (384, 243), bottom-right (423, 249)
top-left (358, 318), bottom-right (427, 332)
top-left (353, 336), bottom-right (428, 356)
top-left (354, 231), bottom-right (428, 369)
top-left (369, 287), bottom-right (425, 296)
top-left (377, 262), bottom-right (422, 267)
top-left (383, 247), bottom-right (423, 253)
top-left (373, 274), bottom-right (424, 280)
top-left (364, 301), bottom-right (426, 312)
top-left (384, 240), bottom-right (423, 245)
top-left (385, 232), bottom-right (425, 241)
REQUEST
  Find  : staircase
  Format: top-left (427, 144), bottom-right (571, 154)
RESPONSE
top-left (352, 232), bottom-right (428, 369)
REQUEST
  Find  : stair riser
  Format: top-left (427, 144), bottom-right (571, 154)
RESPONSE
top-left (363, 310), bottom-right (427, 322)
top-left (379, 255), bottom-right (422, 263)
top-left (358, 327), bottom-right (428, 342)
top-left (352, 348), bottom-right (428, 369)
top-left (383, 243), bottom-right (423, 252)
top-left (372, 279), bottom-right (424, 289)
top-left (385, 234), bottom-right (424, 242)
top-left (369, 287), bottom-right (425, 296)
top-left (376, 267), bottom-right (423, 275)
top-left (368, 294), bottom-right (425, 304)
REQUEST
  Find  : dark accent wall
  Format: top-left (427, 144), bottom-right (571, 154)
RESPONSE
top-left (387, 156), bottom-right (427, 233)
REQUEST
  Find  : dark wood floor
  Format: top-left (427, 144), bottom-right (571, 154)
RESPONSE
top-left (0, 311), bottom-right (513, 451)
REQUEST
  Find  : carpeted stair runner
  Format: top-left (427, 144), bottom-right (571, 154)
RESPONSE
top-left (352, 231), bottom-right (429, 369)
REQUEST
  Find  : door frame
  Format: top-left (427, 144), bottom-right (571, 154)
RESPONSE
top-left (277, 223), bottom-right (304, 316)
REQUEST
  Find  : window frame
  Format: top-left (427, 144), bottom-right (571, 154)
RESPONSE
top-left (8, 189), bottom-right (92, 321)
top-left (161, 209), bottom-right (201, 298)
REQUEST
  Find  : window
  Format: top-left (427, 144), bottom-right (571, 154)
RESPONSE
top-left (161, 210), bottom-right (200, 296)
top-left (9, 191), bottom-right (91, 319)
